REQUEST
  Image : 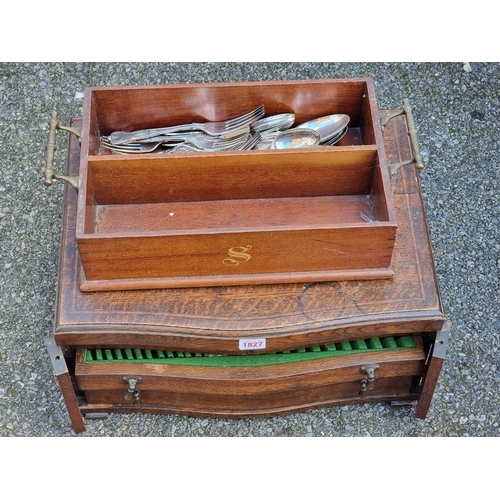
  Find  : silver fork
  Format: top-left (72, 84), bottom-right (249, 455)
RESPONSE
top-left (167, 132), bottom-right (262, 153)
top-left (234, 132), bottom-right (262, 150)
top-left (101, 130), bottom-right (250, 153)
top-left (107, 105), bottom-right (265, 145)
top-left (100, 140), bottom-right (166, 154)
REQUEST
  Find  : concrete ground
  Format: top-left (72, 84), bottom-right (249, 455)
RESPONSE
top-left (0, 62), bottom-right (498, 441)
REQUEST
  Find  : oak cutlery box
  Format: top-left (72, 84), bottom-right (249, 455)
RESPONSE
top-left (46, 106), bottom-right (449, 434)
top-left (77, 78), bottom-right (397, 291)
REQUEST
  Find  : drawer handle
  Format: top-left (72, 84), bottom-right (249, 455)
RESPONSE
top-left (123, 375), bottom-right (143, 406)
top-left (359, 364), bottom-right (379, 393)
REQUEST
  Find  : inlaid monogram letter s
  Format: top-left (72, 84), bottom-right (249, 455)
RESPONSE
top-left (222, 245), bottom-right (252, 266)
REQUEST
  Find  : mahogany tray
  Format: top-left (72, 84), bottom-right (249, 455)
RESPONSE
top-left (74, 79), bottom-right (397, 291)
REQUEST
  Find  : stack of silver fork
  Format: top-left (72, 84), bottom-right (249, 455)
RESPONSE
top-left (101, 105), bottom-right (265, 154)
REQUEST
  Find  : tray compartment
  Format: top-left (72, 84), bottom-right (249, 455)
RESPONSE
top-left (84, 79), bottom-right (377, 152)
top-left (77, 79), bottom-right (396, 291)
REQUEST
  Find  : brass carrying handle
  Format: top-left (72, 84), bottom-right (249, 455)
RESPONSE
top-left (381, 98), bottom-right (425, 175)
top-left (43, 110), bottom-right (80, 191)
top-left (402, 98), bottom-right (424, 171)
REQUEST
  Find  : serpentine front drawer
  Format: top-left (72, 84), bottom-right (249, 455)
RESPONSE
top-left (74, 336), bottom-right (425, 417)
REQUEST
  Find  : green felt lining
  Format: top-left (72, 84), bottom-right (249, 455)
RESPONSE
top-left (84, 336), bottom-right (415, 367)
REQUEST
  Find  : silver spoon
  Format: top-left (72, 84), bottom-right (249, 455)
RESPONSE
top-left (322, 125), bottom-right (349, 146)
top-left (296, 114), bottom-right (350, 143)
top-left (251, 113), bottom-right (296, 133)
top-left (271, 129), bottom-right (321, 149)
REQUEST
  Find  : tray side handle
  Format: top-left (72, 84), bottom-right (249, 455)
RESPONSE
top-left (402, 98), bottom-right (424, 171)
top-left (43, 110), bottom-right (80, 191)
top-left (381, 98), bottom-right (425, 175)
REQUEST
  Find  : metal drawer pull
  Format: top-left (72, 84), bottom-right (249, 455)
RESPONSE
top-left (359, 364), bottom-right (380, 393)
top-left (123, 375), bottom-right (143, 406)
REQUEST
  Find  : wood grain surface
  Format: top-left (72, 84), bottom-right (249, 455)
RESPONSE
top-left (53, 112), bottom-right (444, 353)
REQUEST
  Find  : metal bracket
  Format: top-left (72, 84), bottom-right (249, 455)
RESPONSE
top-left (433, 320), bottom-right (451, 360)
top-left (45, 337), bottom-right (86, 434)
top-left (45, 337), bottom-right (69, 376)
top-left (57, 123), bottom-right (82, 140)
top-left (43, 110), bottom-right (80, 191)
top-left (381, 98), bottom-right (425, 176)
top-left (83, 412), bottom-right (111, 420)
top-left (380, 109), bottom-right (405, 131)
top-left (390, 400), bottom-right (417, 408)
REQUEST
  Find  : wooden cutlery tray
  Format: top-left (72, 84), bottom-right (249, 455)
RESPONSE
top-left (75, 79), bottom-right (397, 291)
